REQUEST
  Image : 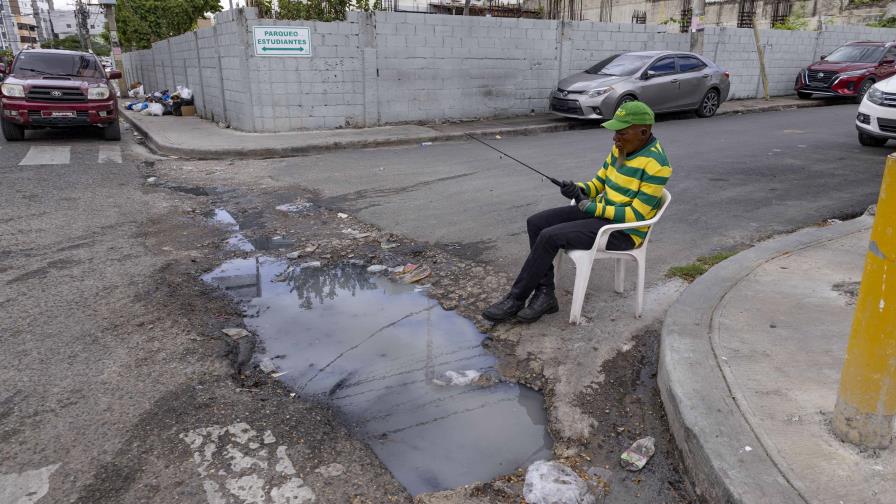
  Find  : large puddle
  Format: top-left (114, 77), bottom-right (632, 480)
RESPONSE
top-left (203, 258), bottom-right (553, 495)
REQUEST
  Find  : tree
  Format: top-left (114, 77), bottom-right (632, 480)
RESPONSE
top-left (42, 35), bottom-right (111, 56)
top-left (116, 0), bottom-right (222, 50)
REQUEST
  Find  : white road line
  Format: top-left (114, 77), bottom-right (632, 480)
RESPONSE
top-left (18, 146), bottom-right (71, 166)
top-left (0, 463), bottom-right (60, 504)
top-left (97, 145), bottom-right (122, 164)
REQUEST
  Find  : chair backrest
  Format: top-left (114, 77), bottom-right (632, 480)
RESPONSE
top-left (639, 188), bottom-right (672, 247)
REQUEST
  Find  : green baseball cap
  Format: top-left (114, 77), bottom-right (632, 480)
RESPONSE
top-left (601, 101), bottom-right (655, 131)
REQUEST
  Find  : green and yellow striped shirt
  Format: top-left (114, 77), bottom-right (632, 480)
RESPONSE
top-left (576, 137), bottom-right (672, 247)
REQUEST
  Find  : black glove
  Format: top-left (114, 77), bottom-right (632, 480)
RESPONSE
top-left (560, 180), bottom-right (583, 200)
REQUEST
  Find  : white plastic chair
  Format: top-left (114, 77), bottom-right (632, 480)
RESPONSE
top-left (555, 188), bottom-right (671, 324)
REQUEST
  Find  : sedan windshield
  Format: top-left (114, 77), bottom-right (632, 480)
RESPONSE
top-left (824, 45), bottom-right (885, 63)
top-left (12, 52), bottom-right (105, 78)
top-left (585, 54), bottom-right (653, 76)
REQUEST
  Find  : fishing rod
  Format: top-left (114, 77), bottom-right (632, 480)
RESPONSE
top-left (465, 133), bottom-right (562, 187)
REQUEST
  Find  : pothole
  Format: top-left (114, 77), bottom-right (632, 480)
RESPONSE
top-left (203, 258), bottom-right (553, 496)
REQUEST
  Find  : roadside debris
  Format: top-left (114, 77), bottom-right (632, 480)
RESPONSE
top-left (145, 176), bottom-right (159, 184)
top-left (586, 466), bottom-right (613, 483)
top-left (337, 213), bottom-right (349, 219)
top-left (259, 358), bottom-right (277, 373)
top-left (523, 460), bottom-right (596, 504)
top-left (380, 241), bottom-right (400, 249)
top-left (342, 228), bottom-right (373, 239)
top-left (276, 202), bottom-right (314, 213)
top-left (286, 251), bottom-right (301, 260)
top-left (433, 369), bottom-right (482, 386)
top-left (366, 265), bottom-right (387, 273)
top-left (222, 328), bottom-right (250, 340)
top-left (314, 463), bottom-right (345, 478)
top-left (620, 436), bottom-right (656, 471)
top-left (394, 264), bottom-right (431, 284)
top-left (300, 261), bottom-right (322, 269)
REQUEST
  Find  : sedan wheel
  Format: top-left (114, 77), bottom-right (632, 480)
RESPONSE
top-left (854, 80), bottom-right (874, 104)
top-left (696, 89), bottom-right (720, 118)
top-left (615, 95), bottom-right (636, 114)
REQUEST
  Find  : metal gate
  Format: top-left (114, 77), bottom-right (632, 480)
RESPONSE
top-left (771, 0), bottom-right (793, 26)
top-left (679, 0), bottom-right (692, 33)
top-left (737, 0), bottom-right (756, 28)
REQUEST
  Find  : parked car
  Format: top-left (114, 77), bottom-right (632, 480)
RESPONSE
top-left (549, 51), bottom-right (731, 120)
top-left (0, 49), bottom-right (121, 141)
top-left (795, 41), bottom-right (896, 103)
top-left (855, 78), bottom-right (896, 146)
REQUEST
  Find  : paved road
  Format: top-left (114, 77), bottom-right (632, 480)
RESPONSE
top-left (255, 103), bottom-right (887, 281)
top-left (0, 127), bottom-right (410, 504)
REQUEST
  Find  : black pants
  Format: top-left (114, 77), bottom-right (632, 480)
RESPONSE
top-left (509, 206), bottom-right (635, 301)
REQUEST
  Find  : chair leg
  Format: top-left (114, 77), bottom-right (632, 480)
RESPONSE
top-left (554, 253), bottom-right (563, 288)
top-left (569, 259), bottom-right (592, 325)
top-left (614, 258), bottom-right (625, 294)
top-left (635, 256), bottom-right (646, 318)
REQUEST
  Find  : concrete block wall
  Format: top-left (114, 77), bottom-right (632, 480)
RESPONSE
top-left (375, 12), bottom-right (560, 122)
top-left (244, 13), bottom-right (366, 131)
top-left (121, 8), bottom-right (896, 132)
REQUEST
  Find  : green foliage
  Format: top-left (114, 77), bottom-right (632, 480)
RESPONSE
top-left (41, 35), bottom-right (111, 56)
top-left (666, 251), bottom-right (738, 282)
top-left (868, 16), bottom-right (896, 28)
top-left (772, 2), bottom-right (810, 30)
top-left (256, 0), bottom-right (383, 22)
top-left (116, 0), bottom-right (222, 50)
top-left (1, 49), bottom-right (13, 66)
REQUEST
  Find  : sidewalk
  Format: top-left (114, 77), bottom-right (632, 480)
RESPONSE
top-left (660, 212), bottom-right (894, 504)
top-left (118, 96), bottom-right (829, 160)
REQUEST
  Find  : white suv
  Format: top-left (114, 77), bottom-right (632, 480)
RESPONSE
top-left (856, 78), bottom-right (896, 146)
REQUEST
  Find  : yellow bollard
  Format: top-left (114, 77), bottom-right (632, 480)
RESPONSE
top-left (832, 153), bottom-right (896, 449)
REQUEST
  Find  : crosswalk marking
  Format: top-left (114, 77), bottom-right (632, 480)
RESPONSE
top-left (18, 146), bottom-right (71, 166)
top-left (97, 145), bottom-right (122, 164)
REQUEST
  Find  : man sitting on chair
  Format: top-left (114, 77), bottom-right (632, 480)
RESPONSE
top-left (482, 101), bottom-right (672, 323)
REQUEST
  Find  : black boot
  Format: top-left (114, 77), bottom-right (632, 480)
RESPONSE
top-left (482, 294), bottom-right (525, 322)
top-left (516, 287), bottom-right (559, 323)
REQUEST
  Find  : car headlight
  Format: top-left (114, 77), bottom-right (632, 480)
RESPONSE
top-left (1, 83), bottom-right (25, 98)
top-left (837, 69), bottom-right (870, 79)
top-left (866, 86), bottom-right (884, 105)
top-left (585, 87), bottom-right (613, 98)
top-left (88, 87), bottom-right (111, 100)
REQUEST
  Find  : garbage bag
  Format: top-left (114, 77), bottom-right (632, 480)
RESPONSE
top-left (142, 102), bottom-right (164, 116)
top-left (176, 85), bottom-right (193, 100)
top-left (128, 85), bottom-right (144, 98)
top-left (523, 461), bottom-right (596, 504)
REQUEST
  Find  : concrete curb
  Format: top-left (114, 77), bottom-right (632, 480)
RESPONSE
top-left (120, 99), bottom-right (832, 160)
top-left (658, 215), bottom-right (873, 504)
top-left (118, 106), bottom-right (595, 160)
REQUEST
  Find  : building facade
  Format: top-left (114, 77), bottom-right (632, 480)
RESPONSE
top-left (579, 0), bottom-right (894, 30)
top-left (0, 0), bottom-right (53, 52)
top-left (50, 6), bottom-right (105, 39)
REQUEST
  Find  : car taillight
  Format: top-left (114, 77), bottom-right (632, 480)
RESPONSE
top-left (724, 71), bottom-right (731, 79)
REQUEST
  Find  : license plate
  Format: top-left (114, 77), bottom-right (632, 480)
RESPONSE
top-left (42, 111), bottom-right (76, 118)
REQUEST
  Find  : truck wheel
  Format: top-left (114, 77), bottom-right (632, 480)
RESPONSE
top-left (103, 120), bottom-right (121, 141)
top-left (1, 119), bottom-right (25, 141)
top-left (858, 131), bottom-right (887, 147)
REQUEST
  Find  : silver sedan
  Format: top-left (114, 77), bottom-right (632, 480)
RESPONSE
top-left (549, 51), bottom-right (731, 120)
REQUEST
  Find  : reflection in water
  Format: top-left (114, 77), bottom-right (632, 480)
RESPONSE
top-left (286, 263), bottom-right (378, 310)
top-left (202, 259), bottom-right (553, 496)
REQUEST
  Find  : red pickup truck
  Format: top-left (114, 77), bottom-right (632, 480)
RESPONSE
top-left (0, 49), bottom-right (121, 141)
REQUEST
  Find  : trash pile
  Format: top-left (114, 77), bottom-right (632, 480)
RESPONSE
top-left (124, 81), bottom-right (196, 117)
